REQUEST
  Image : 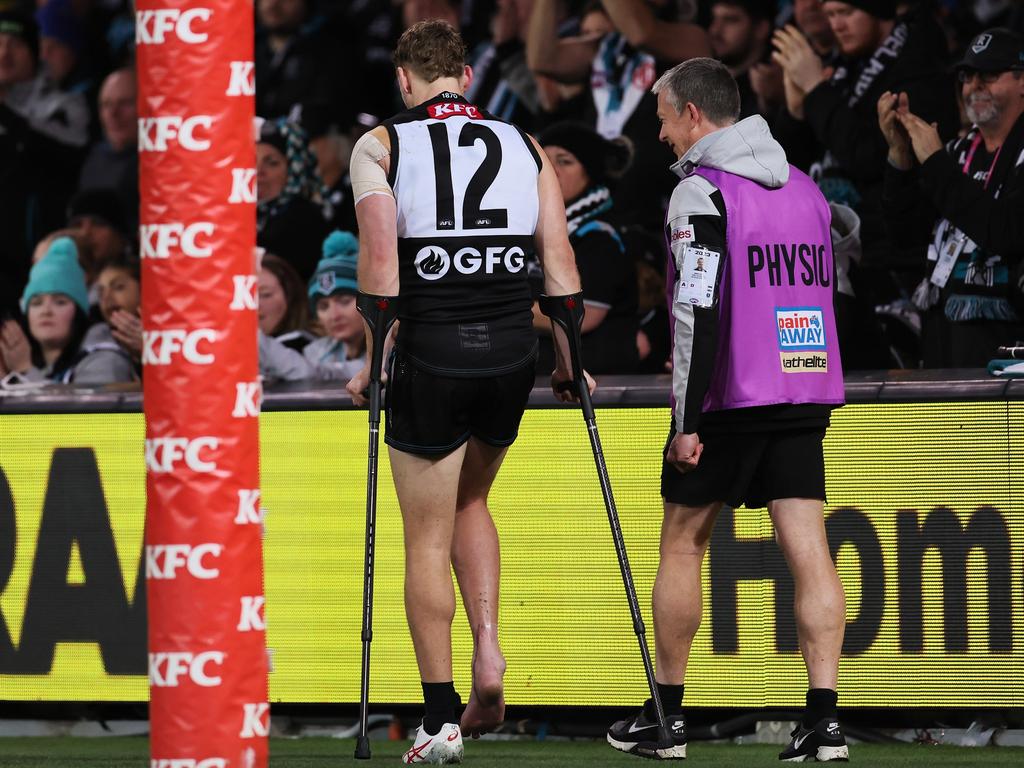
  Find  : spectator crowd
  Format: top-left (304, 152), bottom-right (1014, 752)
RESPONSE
top-left (2, 0), bottom-right (1024, 387)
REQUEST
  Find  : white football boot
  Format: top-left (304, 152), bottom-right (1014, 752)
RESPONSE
top-left (401, 722), bottom-right (464, 764)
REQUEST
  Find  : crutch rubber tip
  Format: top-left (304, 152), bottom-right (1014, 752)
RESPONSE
top-left (354, 736), bottom-right (372, 759)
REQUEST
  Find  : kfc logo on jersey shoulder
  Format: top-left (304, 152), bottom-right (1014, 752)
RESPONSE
top-left (151, 760), bottom-right (227, 768)
top-left (428, 102), bottom-right (482, 120)
top-left (149, 651), bottom-right (225, 687)
top-left (136, 8), bottom-right (212, 45)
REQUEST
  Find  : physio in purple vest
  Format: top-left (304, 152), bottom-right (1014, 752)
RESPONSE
top-left (605, 58), bottom-right (849, 764)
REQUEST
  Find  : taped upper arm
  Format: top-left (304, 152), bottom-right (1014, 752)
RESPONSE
top-left (351, 126), bottom-right (394, 205)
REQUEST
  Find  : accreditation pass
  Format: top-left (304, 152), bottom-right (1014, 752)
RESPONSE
top-left (676, 244), bottom-right (720, 308)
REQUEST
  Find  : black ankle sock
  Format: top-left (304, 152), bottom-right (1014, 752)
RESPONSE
top-left (422, 681), bottom-right (459, 735)
top-left (644, 684), bottom-right (684, 718)
top-left (803, 688), bottom-right (838, 727)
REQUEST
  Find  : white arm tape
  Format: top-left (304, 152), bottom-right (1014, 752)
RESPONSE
top-left (350, 131), bottom-right (394, 205)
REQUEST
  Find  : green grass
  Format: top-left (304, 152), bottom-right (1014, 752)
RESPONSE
top-left (0, 737), bottom-right (1020, 767)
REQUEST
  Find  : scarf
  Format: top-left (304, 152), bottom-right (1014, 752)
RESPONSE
top-left (828, 20), bottom-right (909, 108)
top-left (566, 185), bottom-right (614, 236)
top-left (590, 33), bottom-right (657, 140)
top-left (256, 118), bottom-right (332, 231)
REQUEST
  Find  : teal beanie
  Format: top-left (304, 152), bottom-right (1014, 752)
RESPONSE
top-left (20, 237), bottom-right (90, 314)
top-left (308, 230), bottom-right (359, 311)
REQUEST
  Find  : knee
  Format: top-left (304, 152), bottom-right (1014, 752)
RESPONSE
top-left (659, 535), bottom-right (710, 560)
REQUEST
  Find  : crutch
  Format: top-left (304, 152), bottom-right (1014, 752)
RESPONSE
top-left (539, 293), bottom-right (673, 754)
top-left (354, 292), bottom-right (399, 760)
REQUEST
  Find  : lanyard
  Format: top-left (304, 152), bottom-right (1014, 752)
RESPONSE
top-left (962, 133), bottom-right (1003, 189)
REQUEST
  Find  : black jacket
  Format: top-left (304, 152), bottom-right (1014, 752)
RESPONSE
top-left (882, 112), bottom-right (1024, 364)
top-left (790, 10), bottom-right (959, 263)
top-left (257, 196), bottom-right (330, 282)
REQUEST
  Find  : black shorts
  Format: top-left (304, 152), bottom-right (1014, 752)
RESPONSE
top-left (661, 424), bottom-right (827, 509)
top-left (384, 350), bottom-right (536, 456)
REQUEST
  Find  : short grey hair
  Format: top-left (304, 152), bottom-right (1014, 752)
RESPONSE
top-left (651, 57), bottom-right (740, 125)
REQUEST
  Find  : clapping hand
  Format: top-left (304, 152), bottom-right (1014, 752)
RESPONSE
top-left (749, 61), bottom-right (785, 112)
top-left (0, 319), bottom-right (32, 375)
top-left (877, 91), bottom-right (913, 169)
top-left (896, 106), bottom-right (943, 165)
top-left (772, 26), bottom-right (828, 92)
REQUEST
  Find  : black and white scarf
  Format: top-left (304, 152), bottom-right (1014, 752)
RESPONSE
top-left (828, 20), bottom-right (910, 108)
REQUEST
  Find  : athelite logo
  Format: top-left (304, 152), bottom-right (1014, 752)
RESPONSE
top-left (414, 245), bottom-right (525, 281)
top-left (776, 307), bottom-right (828, 373)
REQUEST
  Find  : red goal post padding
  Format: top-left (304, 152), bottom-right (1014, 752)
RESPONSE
top-left (137, 2), bottom-right (268, 765)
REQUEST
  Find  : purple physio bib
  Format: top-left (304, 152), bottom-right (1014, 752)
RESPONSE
top-left (670, 165), bottom-right (845, 414)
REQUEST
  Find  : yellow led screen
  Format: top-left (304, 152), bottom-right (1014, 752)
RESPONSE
top-left (0, 402), bottom-right (1021, 706)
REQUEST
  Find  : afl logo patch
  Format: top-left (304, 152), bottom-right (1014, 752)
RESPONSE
top-left (415, 245), bottom-right (451, 280)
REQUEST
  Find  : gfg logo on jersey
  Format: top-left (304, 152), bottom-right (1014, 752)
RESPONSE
top-left (140, 223), bottom-right (215, 258)
top-left (135, 8), bottom-right (211, 45)
top-left (145, 437), bottom-right (219, 473)
top-left (145, 544), bottom-right (223, 580)
top-left (143, 329), bottom-right (216, 366)
top-left (414, 245), bottom-right (525, 281)
top-left (151, 760), bottom-right (227, 768)
top-left (139, 116), bottom-right (213, 152)
top-left (148, 651), bottom-right (225, 687)
top-left (776, 307), bottom-right (826, 351)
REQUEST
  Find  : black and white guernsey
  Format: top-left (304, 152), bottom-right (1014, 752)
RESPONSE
top-left (384, 91), bottom-right (543, 375)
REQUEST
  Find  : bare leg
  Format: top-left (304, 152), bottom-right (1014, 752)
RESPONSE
top-left (451, 438), bottom-right (508, 737)
top-left (652, 501), bottom-right (721, 685)
top-left (769, 498), bottom-right (845, 690)
top-left (389, 444), bottom-right (468, 682)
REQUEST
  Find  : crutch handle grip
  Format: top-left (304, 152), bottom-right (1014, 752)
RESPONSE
top-left (540, 292), bottom-right (593, 417)
top-left (356, 292), bottom-right (399, 417)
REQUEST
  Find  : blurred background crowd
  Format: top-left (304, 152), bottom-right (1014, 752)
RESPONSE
top-left (1, 0), bottom-right (1023, 387)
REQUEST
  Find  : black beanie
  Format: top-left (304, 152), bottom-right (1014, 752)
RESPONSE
top-left (830, 0), bottom-right (895, 20)
top-left (0, 10), bottom-right (39, 61)
top-left (258, 119), bottom-right (289, 156)
top-left (537, 121), bottom-right (632, 186)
